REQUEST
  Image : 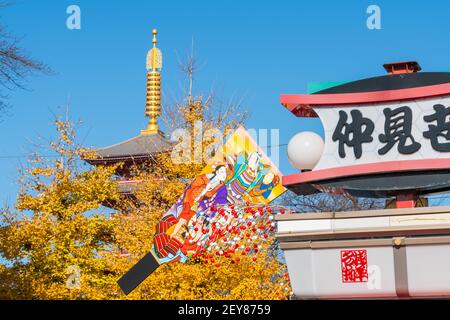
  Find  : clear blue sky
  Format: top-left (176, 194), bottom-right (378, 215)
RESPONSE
top-left (1, 0), bottom-right (450, 206)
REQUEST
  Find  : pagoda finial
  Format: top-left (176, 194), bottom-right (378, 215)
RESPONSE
top-left (152, 28), bottom-right (157, 46)
top-left (141, 28), bottom-right (163, 135)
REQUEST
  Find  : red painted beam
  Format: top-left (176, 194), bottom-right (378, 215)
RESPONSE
top-left (281, 83), bottom-right (450, 117)
top-left (283, 158), bottom-right (450, 187)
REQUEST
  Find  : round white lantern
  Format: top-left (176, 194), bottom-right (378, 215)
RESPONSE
top-left (287, 131), bottom-right (324, 170)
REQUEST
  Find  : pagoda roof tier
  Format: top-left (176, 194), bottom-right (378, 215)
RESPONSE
top-left (84, 133), bottom-right (173, 165)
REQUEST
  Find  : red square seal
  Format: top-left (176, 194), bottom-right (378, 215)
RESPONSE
top-left (340, 250), bottom-right (368, 283)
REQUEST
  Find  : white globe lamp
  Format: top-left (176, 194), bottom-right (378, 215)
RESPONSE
top-left (287, 131), bottom-right (324, 171)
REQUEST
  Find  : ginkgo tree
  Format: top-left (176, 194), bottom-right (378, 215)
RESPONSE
top-left (0, 117), bottom-right (292, 300)
top-left (0, 118), bottom-right (122, 299)
top-left (0, 54), bottom-right (293, 299)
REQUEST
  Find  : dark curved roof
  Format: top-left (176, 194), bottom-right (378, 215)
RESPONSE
top-left (314, 72), bottom-right (450, 94)
top-left (84, 133), bottom-right (173, 164)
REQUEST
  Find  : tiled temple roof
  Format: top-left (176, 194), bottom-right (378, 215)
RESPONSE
top-left (84, 132), bottom-right (173, 165)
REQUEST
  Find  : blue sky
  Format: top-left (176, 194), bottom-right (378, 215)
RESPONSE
top-left (1, 0), bottom-right (450, 206)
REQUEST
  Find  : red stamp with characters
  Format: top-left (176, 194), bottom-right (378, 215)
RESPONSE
top-left (340, 250), bottom-right (368, 283)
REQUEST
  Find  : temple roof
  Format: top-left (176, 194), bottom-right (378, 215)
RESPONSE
top-left (84, 132), bottom-right (173, 165)
top-left (281, 72), bottom-right (450, 118)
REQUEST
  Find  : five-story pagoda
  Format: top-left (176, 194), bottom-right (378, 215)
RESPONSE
top-left (83, 29), bottom-right (172, 199)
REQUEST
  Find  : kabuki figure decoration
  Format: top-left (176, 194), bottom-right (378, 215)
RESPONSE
top-left (118, 127), bottom-right (286, 294)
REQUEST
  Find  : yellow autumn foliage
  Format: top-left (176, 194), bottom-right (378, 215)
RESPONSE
top-left (0, 97), bottom-right (291, 299)
top-left (0, 119), bottom-right (122, 299)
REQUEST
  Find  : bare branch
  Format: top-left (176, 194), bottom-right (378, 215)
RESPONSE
top-left (279, 190), bottom-right (384, 213)
top-left (0, 4), bottom-right (52, 119)
top-left (162, 43), bottom-right (247, 141)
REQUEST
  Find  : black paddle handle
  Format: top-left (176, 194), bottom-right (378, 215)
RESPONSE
top-left (117, 252), bottom-right (160, 295)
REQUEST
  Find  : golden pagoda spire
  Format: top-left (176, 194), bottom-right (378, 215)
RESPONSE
top-left (141, 28), bottom-right (162, 135)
